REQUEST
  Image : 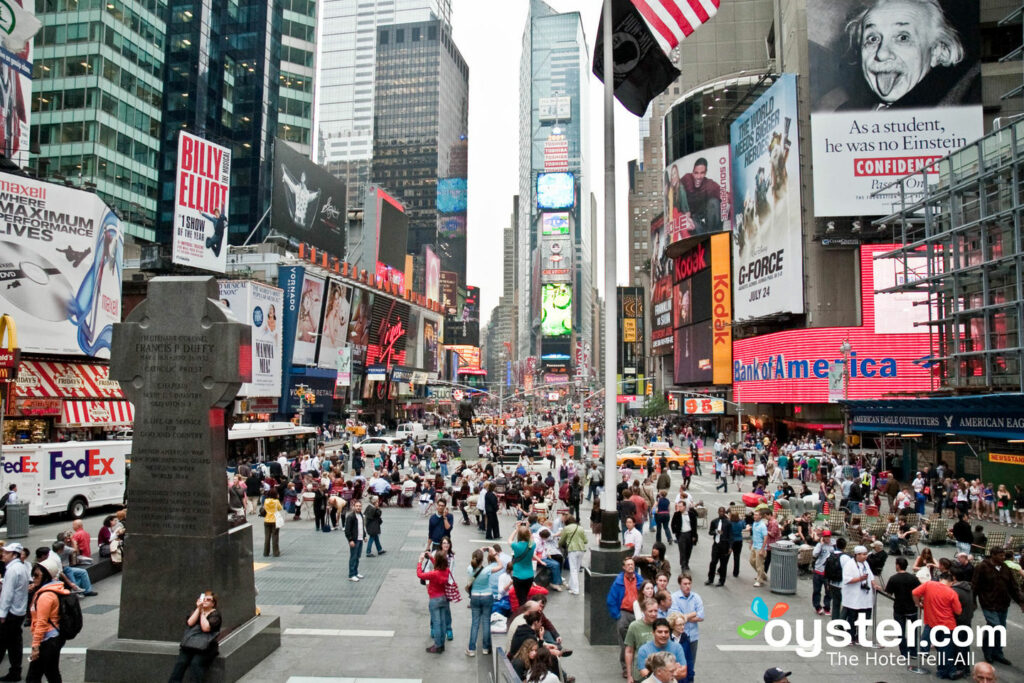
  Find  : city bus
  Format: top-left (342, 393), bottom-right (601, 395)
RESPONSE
top-left (227, 422), bottom-right (318, 466)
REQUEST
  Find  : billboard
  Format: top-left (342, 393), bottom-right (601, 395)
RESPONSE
top-left (172, 131), bottom-right (230, 273)
top-left (334, 344), bottom-right (352, 391)
top-left (463, 286), bottom-right (479, 323)
top-left (541, 236), bottom-right (572, 283)
top-left (731, 74), bottom-right (803, 322)
top-left (436, 178), bottom-right (468, 214)
top-left (0, 0), bottom-right (33, 169)
top-left (732, 246), bottom-right (932, 403)
top-left (425, 246), bottom-right (440, 303)
top-left (291, 272), bottom-right (325, 366)
top-left (650, 213), bottom-right (671, 282)
top-left (544, 133), bottom-right (569, 172)
top-left (537, 172), bottom-right (575, 210)
top-left (447, 344), bottom-right (480, 370)
top-left (538, 96), bottom-right (571, 122)
top-left (366, 296), bottom-right (409, 369)
top-left (375, 189), bottom-right (408, 293)
top-left (808, 0), bottom-right (982, 216)
top-left (541, 212), bottom-right (571, 236)
top-left (316, 279), bottom-right (353, 369)
top-left (272, 138), bottom-right (347, 257)
top-left (423, 318), bottom-right (439, 373)
top-left (541, 283), bottom-right (572, 337)
top-left (683, 397), bottom-right (725, 415)
top-left (439, 271), bottom-right (458, 316)
top-left (217, 280), bottom-right (283, 397)
top-left (651, 276), bottom-right (673, 356)
top-left (0, 175), bottom-right (122, 358)
top-left (347, 287), bottom-right (373, 366)
top-left (672, 234), bottom-right (732, 385)
top-left (664, 144), bottom-right (732, 244)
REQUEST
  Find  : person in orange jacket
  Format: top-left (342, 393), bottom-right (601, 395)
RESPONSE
top-left (27, 556), bottom-right (69, 683)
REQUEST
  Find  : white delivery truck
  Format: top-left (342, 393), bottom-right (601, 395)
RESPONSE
top-left (1, 440), bottom-right (129, 519)
top-left (395, 422), bottom-right (428, 444)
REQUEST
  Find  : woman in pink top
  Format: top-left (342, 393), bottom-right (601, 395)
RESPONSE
top-left (416, 549), bottom-right (451, 654)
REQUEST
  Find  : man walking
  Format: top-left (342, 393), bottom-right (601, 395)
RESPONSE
top-left (0, 543), bottom-right (28, 681)
top-left (841, 545), bottom-right (882, 645)
top-left (364, 496), bottom-right (385, 558)
top-left (884, 556), bottom-right (925, 674)
top-left (913, 572), bottom-right (962, 679)
top-left (705, 507), bottom-right (732, 587)
top-left (749, 510), bottom-right (768, 587)
top-left (972, 547), bottom-right (1024, 666)
top-left (670, 572), bottom-right (703, 681)
top-left (607, 557), bottom-right (640, 679)
top-left (811, 530), bottom-right (835, 615)
top-left (345, 500), bottom-right (366, 582)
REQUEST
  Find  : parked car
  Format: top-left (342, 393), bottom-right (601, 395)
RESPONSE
top-left (356, 436), bottom-right (399, 457)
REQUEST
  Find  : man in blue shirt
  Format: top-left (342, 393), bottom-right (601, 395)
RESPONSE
top-left (670, 573), bottom-right (703, 681)
top-left (750, 510), bottom-right (768, 587)
top-left (427, 499), bottom-right (453, 550)
top-left (0, 542), bottom-right (29, 681)
top-left (635, 619), bottom-right (690, 682)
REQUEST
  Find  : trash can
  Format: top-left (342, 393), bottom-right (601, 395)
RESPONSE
top-left (769, 540), bottom-right (798, 595)
top-left (5, 502), bottom-right (29, 538)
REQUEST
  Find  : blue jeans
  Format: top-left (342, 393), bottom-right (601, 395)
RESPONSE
top-left (541, 557), bottom-right (562, 586)
top-left (441, 463), bottom-right (449, 477)
top-left (980, 608), bottom-right (1008, 661)
top-left (429, 596), bottom-right (451, 649)
top-left (366, 534), bottom-right (383, 555)
top-left (812, 573), bottom-right (827, 610)
top-left (655, 514), bottom-right (672, 544)
top-left (923, 625), bottom-right (955, 678)
top-left (894, 611), bottom-right (918, 659)
top-left (468, 594), bottom-right (493, 652)
top-left (65, 566), bottom-right (92, 592)
top-left (349, 540), bottom-right (362, 577)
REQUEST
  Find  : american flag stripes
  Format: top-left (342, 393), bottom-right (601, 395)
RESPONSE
top-left (632, 0), bottom-right (721, 53)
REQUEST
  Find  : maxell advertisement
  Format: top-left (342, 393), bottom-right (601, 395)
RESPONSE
top-left (272, 138), bottom-right (347, 257)
top-left (292, 272), bottom-right (325, 366)
top-left (171, 131), bottom-right (230, 273)
top-left (0, 174), bottom-right (123, 358)
top-left (316, 279), bottom-right (352, 369)
top-left (0, 0), bottom-right (34, 170)
top-left (541, 235), bottom-right (572, 283)
top-left (217, 280), bottom-right (283, 397)
top-left (808, 0), bottom-right (982, 216)
top-left (664, 145), bottom-right (732, 244)
top-left (731, 74), bottom-right (804, 323)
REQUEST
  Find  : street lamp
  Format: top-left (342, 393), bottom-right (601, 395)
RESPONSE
top-left (839, 339), bottom-right (852, 452)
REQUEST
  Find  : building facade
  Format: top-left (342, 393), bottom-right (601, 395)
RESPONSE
top-left (278, 0), bottom-right (317, 155)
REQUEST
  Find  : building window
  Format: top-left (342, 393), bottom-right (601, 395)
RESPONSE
top-left (396, 29), bottom-right (404, 43)
top-left (412, 27), bottom-right (421, 41)
top-left (379, 30), bottom-right (388, 45)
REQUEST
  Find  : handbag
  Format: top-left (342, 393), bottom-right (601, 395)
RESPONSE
top-left (180, 623), bottom-right (218, 651)
top-left (533, 563), bottom-right (552, 588)
top-left (444, 570), bottom-right (462, 603)
top-left (274, 510), bottom-right (285, 529)
top-left (258, 504), bottom-right (266, 518)
top-left (465, 566), bottom-right (483, 594)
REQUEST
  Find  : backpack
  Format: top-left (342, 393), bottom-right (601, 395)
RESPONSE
top-left (33, 587), bottom-right (83, 640)
top-left (823, 551), bottom-right (843, 583)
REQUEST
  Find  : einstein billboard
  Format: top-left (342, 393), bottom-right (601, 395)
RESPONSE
top-left (808, 0), bottom-right (983, 217)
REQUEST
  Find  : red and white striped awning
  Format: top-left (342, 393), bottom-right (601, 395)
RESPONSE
top-left (61, 400), bottom-right (134, 427)
top-left (15, 361), bottom-right (123, 399)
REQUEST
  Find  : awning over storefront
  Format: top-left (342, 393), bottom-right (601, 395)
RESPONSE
top-left (843, 394), bottom-right (1024, 440)
top-left (61, 400), bottom-right (134, 427)
top-left (15, 361), bottom-right (123, 399)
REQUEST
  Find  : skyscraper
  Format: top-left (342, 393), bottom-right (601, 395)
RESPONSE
top-left (278, 0), bottom-right (318, 155)
top-left (517, 0), bottom-right (591, 363)
top-left (316, 0), bottom-right (451, 206)
top-left (371, 18), bottom-right (469, 284)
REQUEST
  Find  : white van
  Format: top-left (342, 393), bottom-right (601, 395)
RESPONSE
top-left (395, 422), bottom-right (428, 444)
top-left (1, 440), bottom-right (129, 518)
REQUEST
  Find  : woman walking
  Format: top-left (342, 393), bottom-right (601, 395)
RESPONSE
top-left (509, 522), bottom-right (536, 608)
top-left (560, 514), bottom-right (588, 595)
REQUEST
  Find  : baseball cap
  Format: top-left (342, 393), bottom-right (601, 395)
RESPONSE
top-left (853, 545), bottom-right (868, 555)
top-left (39, 556), bottom-right (62, 582)
top-left (821, 529), bottom-right (831, 537)
top-left (764, 667), bottom-right (792, 683)
top-left (1, 542), bottom-right (22, 554)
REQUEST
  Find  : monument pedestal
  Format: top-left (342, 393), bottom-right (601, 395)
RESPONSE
top-left (584, 510), bottom-right (630, 646)
top-left (85, 615), bottom-right (281, 683)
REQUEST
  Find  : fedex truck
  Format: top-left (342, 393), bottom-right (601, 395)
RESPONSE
top-left (1, 441), bottom-right (129, 519)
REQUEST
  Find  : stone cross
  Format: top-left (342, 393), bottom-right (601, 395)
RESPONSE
top-left (110, 276), bottom-right (253, 641)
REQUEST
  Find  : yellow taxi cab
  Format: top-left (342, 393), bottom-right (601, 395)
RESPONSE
top-left (616, 442), bottom-right (693, 470)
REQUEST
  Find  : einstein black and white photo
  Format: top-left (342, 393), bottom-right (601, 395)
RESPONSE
top-left (809, 0), bottom-right (981, 112)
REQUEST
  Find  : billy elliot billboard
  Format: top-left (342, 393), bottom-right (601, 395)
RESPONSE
top-left (732, 244), bottom-right (932, 403)
top-left (730, 74), bottom-right (803, 323)
top-left (672, 233), bottom-right (731, 385)
top-left (272, 138), bottom-right (347, 257)
top-left (808, 0), bottom-right (982, 216)
top-left (171, 131), bottom-right (230, 273)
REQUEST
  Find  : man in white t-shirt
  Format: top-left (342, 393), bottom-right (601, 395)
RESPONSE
top-left (623, 516), bottom-right (644, 556)
top-left (841, 545), bottom-right (883, 645)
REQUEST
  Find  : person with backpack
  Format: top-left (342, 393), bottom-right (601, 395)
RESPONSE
top-left (169, 591), bottom-right (222, 682)
top-left (27, 556), bottom-right (75, 683)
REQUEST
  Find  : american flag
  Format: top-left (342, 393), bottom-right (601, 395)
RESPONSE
top-left (633, 0), bottom-right (722, 53)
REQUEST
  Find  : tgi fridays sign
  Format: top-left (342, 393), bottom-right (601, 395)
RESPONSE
top-left (15, 360), bottom-right (123, 398)
top-left (171, 131), bottom-right (231, 273)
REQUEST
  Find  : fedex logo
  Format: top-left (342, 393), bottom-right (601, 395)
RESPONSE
top-left (49, 449), bottom-right (115, 480)
top-left (2, 456), bottom-right (38, 474)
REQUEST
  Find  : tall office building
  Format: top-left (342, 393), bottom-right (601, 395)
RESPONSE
top-left (316, 0), bottom-right (450, 206)
top-left (278, 0), bottom-right (318, 155)
top-left (32, 0), bottom-right (168, 242)
top-left (517, 0), bottom-right (591, 363)
top-left (371, 18), bottom-right (469, 283)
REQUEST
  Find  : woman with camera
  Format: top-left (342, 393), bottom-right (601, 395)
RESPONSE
top-left (168, 591), bottom-right (222, 682)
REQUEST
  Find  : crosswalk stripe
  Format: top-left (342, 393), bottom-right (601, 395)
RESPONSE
top-left (284, 628), bottom-right (395, 638)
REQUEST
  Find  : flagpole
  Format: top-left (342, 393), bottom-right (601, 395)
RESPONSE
top-left (599, 0), bottom-right (620, 547)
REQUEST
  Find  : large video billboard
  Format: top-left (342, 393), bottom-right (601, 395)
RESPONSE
top-left (218, 280), bottom-right (283, 397)
top-left (436, 178), bottom-right (467, 214)
top-left (541, 212), bottom-right (570, 236)
top-left (425, 246), bottom-right (440, 303)
top-left (375, 188), bottom-right (408, 293)
top-left (541, 283), bottom-right (572, 337)
top-left (537, 172), bottom-right (575, 210)
top-left (0, 175), bottom-right (122, 358)
top-left (671, 233), bottom-right (732, 385)
top-left (0, 0), bottom-right (34, 170)
top-left (172, 131), bottom-right (230, 273)
top-left (272, 138), bottom-right (347, 257)
top-left (541, 236), bottom-right (572, 283)
top-left (366, 296), bottom-right (409, 369)
top-left (733, 245), bottom-right (931, 403)
top-left (664, 144), bottom-right (732, 244)
top-left (316, 279), bottom-right (352, 369)
top-left (731, 74), bottom-right (804, 323)
top-left (808, 0), bottom-right (982, 216)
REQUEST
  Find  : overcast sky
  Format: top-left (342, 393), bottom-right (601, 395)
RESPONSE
top-left (450, 0), bottom-right (642, 324)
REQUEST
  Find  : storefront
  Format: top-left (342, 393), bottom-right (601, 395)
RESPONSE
top-left (8, 360), bottom-right (130, 443)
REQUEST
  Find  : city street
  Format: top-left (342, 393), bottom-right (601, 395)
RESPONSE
top-left (11, 460), bottom-right (1020, 682)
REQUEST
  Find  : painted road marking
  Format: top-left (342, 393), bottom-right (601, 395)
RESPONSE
top-left (284, 628), bottom-right (396, 638)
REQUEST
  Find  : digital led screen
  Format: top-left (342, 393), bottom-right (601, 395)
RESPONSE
top-left (541, 212), bottom-right (571, 236)
top-left (436, 178), bottom-right (468, 214)
top-left (541, 283), bottom-right (572, 337)
top-left (537, 172), bottom-right (575, 210)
